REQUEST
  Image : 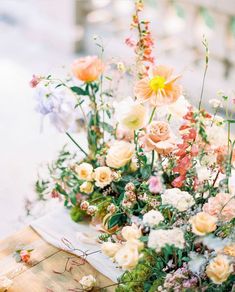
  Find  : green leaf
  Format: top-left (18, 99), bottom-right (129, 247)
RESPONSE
top-left (140, 165), bottom-right (152, 180)
top-left (108, 213), bottom-right (127, 229)
top-left (100, 122), bottom-right (114, 134)
top-left (71, 86), bottom-right (88, 96)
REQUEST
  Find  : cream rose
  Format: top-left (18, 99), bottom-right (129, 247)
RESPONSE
top-left (121, 224), bottom-right (142, 241)
top-left (93, 166), bottom-right (112, 188)
top-left (223, 244), bottom-right (235, 257)
top-left (75, 162), bottom-right (93, 181)
top-left (190, 212), bottom-right (217, 236)
top-left (206, 256), bottom-right (232, 284)
top-left (101, 242), bottom-right (121, 258)
top-left (106, 141), bottom-right (134, 169)
top-left (114, 242), bottom-right (140, 270)
top-left (143, 210), bottom-right (164, 227)
top-left (80, 181), bottom-right (94, 194)
top-left (79, 275), bottom-right (96, 291)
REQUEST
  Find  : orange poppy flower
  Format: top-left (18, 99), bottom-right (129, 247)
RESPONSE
top-left (134, 65), bottom-right (182, 106)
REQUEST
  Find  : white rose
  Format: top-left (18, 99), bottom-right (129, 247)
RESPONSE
top-left (121, 224), bottom-right (142, 241)
top-left (101, 242), bottom-right (121, 258)
top-left (206, 125), bottom-right (226, 148)
top-left (114, 242), bottom-right (140, 270)
top-left (0, 276), bottom-right (13, 292)
top-left (143, 210), bottom-right (164, 227)
top-left (75, 162), bottom-right (93, 181)
top-left (200, 152), bottom-right (216, 167)
top-left (148, 228), bottom-right (185, 252)
top-left (197, 166), bottom-right (211, 182)
top-left (161, 188), bottom-right (195, 212)
top-left (79, 275), bottom-right (96, 291)
top-left (106, 140), bottom-right (135, 169)
top-left (93, 166), bottom-right (112, 188)
top-left (80, 181), bottom-right (94, 194)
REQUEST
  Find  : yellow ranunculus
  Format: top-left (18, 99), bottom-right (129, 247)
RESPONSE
top-left (189, 212), bottom-right (217, 236)
top-left (206, 255), bottom-right (232, 284)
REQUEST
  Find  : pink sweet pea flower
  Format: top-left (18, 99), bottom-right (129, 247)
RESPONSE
top-left (148, 176), bottom-right (162, 194)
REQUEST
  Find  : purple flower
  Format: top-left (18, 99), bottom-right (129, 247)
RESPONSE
top-left (34, 87), bottom-right (78, 132)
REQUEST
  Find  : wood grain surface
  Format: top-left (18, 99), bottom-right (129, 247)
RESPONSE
top-left (0, 227), bottom-right (115, 292)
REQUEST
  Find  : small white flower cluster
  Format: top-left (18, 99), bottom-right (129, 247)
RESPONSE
top-left (148, 228), bottom-right (185, 252)
top-left (161, 188), bottom-right (195, 212)
top-left (101, 224), bottom-right (143, 270)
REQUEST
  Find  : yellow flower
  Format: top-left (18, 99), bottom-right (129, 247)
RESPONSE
top-left (189, 212), bottom-right (217, 236)
top-left (134, 65), bottom-right (182, 106)
top-left (106, 141), bottom-right (134, 169)
top-left (223, 244), bottom-right (235, 257)
top-left (75, 163), bottom-right (93, 181)
top-left (93, 166), bottom-right (112, 188)
top-left (206, 255), bottom-right (232, 284)
top-left (80, 181), bottom-right (94, 194)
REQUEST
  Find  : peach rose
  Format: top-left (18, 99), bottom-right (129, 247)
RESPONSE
top-left (223, 244), bottom-right (235, 257)
top-left (75, 163), bottom-right (93, 181)
top-left (203, 193), bottom-right (235, 222)
top-left (72, 56), bottom-right (104, 82)
top-left (189, 212), bottom-right (217, 236)
top-left (134, 65), bottom-right (182, 106)
top-left (93, 166), bottom-right (112, 188)
top-left (106, 141), bottom-right (135, 169)
top-left (206, 255), bottom-right (232, 284)
top-left (139, 121), bottom-right (176, 154)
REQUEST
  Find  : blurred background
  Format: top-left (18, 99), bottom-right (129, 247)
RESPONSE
top-left (0, 0), bottom-right (234, 239)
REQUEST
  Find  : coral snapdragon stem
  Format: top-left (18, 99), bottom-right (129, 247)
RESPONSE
top-left (65, 132), bottom-right (88, 156)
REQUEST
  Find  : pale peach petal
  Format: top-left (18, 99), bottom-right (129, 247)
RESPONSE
top-left (152, 65), bottom-right (173, 80)
top-left (134, 77), bottom-right (153, 102)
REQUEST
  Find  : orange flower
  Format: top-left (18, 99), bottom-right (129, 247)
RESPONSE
top-left (72, 56), bottom-right (104, 82)
top-left (134, 65), bottom-right (182, 106)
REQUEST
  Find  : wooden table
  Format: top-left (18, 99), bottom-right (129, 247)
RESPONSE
top-left (0, 227), bottom-right (115, 291)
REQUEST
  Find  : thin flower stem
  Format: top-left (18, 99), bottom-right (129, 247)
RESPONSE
top-left (198, 64), bottom-right (208, 111)
top-left (198, 37), bottom-right (209, 111)
top-left (149, 106), bottom-right (156, 124)
top-left (151, 150), bottom-right (155, 171)
top-left (65, 132), bottom-right (88, 156)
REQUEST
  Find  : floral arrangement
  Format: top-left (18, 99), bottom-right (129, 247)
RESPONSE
top-left (32, 1), bottom-right (235, 291)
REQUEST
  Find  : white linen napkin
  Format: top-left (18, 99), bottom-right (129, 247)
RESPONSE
top-left (30, 206), bottom-right (122, 283)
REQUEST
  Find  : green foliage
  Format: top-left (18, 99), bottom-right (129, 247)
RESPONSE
top-left (70, 206), bottom-right (86, 222)
top-left (108, 212), bottom-right (128, 229)
top-left (70, 86), bottom-right (89, 96)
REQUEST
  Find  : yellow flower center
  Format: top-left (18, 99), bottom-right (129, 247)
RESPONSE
top-left (149, 75), bottom-right (166, 92)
